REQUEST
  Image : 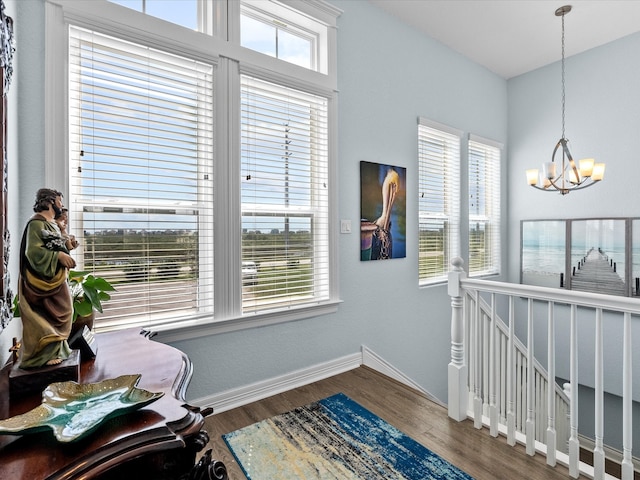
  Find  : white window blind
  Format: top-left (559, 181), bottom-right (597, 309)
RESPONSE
top-left (418, 118), bottom-right (461, 284)
top-left (68, 26), bottom-right (215, 329)
top-left (468, 135), bottom-right (501, 277)
top-left (240, 75), bottom-right (329, 313)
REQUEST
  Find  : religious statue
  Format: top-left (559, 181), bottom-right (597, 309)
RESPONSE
top-left (17, 188), bottom-right (77, 368)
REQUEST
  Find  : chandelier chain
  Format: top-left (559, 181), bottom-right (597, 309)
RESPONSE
top-left (561, 11), bottom-right (566, 140)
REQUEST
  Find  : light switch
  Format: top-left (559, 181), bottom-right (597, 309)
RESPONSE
top-left (340, 219), bottom-right (351, 234)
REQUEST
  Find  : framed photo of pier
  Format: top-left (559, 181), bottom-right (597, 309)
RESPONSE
top-left (521, 218), bottom-right (635, 297)
top-left (570, 219), bottom-right (627, 296)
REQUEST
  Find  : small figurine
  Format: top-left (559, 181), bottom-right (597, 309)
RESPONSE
top-left (55, 207), bottom-right (79, 251)
top-left (17, 188), bottom-right (76, 368)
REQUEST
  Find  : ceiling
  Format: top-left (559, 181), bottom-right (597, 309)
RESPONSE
top-left (368, 0), bottom-right (640, 79)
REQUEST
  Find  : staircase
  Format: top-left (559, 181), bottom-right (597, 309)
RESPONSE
top-left (447, 257), bottom-right (638, 480)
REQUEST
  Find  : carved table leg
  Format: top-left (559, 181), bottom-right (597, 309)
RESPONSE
top-left (181, 448), bottom-right (228, 480)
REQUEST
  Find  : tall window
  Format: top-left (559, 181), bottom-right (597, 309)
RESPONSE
top-left (240, 75), bottom-right (329, 313)
top-left (468, 135), bottom-right (501, 277)
top-left (418, 118), bottom-right (461, 284)
top-left (68, 27), bottom-right (214, 328)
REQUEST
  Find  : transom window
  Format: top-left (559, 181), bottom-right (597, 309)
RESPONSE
top-left (108, 0), bottom-right (198, 30)
top-left (108, 0), bottom-right (329, 73)
top-left (240, 2), bottom-right (317, 70)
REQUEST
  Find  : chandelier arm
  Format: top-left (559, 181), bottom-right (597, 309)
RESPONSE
top-left (551, 139), bottom-right (563, 162)
top-left (559, 138), bottom-right (581, 183)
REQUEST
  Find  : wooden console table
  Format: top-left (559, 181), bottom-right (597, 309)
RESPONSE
top-left (0, 328), bottom-right (226, 479)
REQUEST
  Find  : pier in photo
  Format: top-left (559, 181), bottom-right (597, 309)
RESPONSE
top-left (571, 248), bottom-right (626, 296)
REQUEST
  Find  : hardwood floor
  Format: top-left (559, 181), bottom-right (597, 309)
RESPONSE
top-left (203, 366), bottom-right (589, 480)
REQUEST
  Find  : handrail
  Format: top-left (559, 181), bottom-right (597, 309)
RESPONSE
top-left (460, 276), bottom-right (640, 313)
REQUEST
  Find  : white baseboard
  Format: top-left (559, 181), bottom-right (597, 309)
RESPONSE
top-left (192, 352), bottom-right (361, 413)
top-left (191, 345), bottom-right (443, 413)
top-left (360, 345), bottom-right (446, 407)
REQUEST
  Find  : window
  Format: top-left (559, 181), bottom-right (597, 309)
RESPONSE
top-left (108, 0), bottom-right (198, 30)
top-left (417, 118), bottom-right (461, 284)
top-left (108, 0), bottom-right (329, 74)
top-left (468, 135), bottom-right (501, 277)
top-left (240, 75), bottom-right (329, 312)
top-left (48, 0), bottom-right (339, 334)
top-left (240, 0), bottom-right (328, 73)
top-left (68, 27), bottom-right (215, 329)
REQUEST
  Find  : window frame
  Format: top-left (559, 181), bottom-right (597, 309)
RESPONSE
top-left (417, 117), bottom-right (462, 286)
top-left (44, 0), bottom-right (341, 340)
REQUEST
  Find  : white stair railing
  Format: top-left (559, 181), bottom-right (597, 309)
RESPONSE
top-left (464, 290), bottom-right (570, 454)
top-left (448, 258), bottom-right (637, 480)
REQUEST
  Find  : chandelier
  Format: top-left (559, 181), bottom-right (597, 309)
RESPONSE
top-left (526, 5), bottom-right (605, 195)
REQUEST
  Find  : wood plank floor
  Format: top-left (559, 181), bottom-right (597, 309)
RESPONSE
top-left (202, 366), bottom-right (589, 479)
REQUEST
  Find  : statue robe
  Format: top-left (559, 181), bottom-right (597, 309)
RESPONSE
top-left (18, 214), bottom-right (73, 368)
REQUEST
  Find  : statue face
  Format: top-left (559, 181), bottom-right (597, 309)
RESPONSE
top-left (52, 196), bottom-right (64, 217)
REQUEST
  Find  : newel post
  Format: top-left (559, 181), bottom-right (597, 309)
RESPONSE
top-left (448, 257), bottom-right (468, 421)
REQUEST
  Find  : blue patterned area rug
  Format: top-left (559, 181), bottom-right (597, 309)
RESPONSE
top-left (222, 392), bottom-right (475, 479)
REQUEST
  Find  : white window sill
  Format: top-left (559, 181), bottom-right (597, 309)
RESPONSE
top-left (97, 300), bottom-right (342, 343)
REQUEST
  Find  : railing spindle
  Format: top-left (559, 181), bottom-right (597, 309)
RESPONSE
top-left (547, 301), bottom-right (556, 466)
top-left (526, 297), bottom-right (535, 455)
top-left (568, 303), bottom-right (580, 478)
top-left (622, 312), bottom-right (634, 480)
top-left (594, 308), bottom-right (605, 480)
top-left (507, 296), bottom-right (516, 445)
top-left (489, 293), bottom-right (498, 436)
top-left (474, 291), bottom-right (482, 428)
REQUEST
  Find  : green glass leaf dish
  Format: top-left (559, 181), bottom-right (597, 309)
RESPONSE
top-left (0, 374), bottom-right (164, 443)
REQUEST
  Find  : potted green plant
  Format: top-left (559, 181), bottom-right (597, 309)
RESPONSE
top-left (68, 270), bottom-right (116, 330)
top-left (12, 270), bottom-right (116, 331)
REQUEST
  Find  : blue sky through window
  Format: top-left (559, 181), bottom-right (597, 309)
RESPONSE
top-left (109, 0), bottom-right (198, 31)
